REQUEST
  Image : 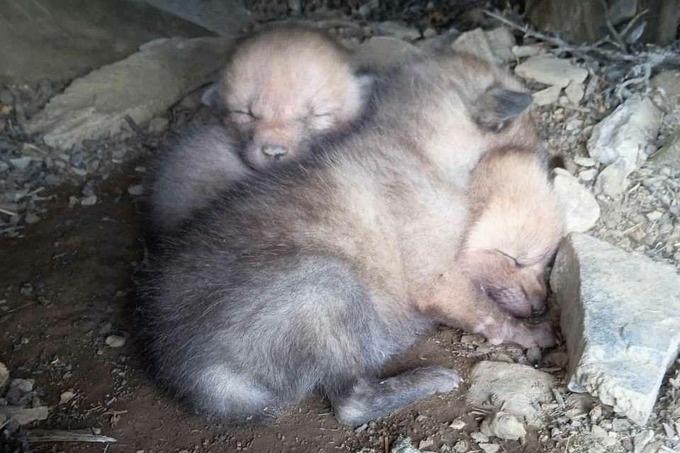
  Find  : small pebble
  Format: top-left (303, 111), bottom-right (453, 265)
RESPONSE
top-left (449, 419), bottom-right (466, 430)
top-left (59, 391), bottom-right (75, 404)
top-left (128, 184), bottom-right (144, 196)
top-left (105, 335), bottom-right (126, 348)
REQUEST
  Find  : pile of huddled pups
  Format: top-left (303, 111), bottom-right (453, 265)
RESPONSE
top-left (139, 23), bottom-right (564, 427)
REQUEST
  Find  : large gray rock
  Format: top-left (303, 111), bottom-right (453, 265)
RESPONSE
top-left (588, 95), bottom-right (662, 167)
top-left (0, 0), bottom-right (210, 84)
top-left (515, 56), bottom-right (588, 88)
top-left (25, 37), bottom-right (233, 149)
top-left (650, 129), bottom-right (680, 171)
top-left (550, 233), bottom-right (680, 425)
top-left (139, 0), bottom-right (251, 36)
top-left (552, 168), bottom-right (600, 233)
top-left (466, 361), bottom-right (555, 427)
top-left (588, 95), bottom-right (662, 197)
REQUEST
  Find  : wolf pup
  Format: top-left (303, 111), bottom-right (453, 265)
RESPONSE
top-left (459, 147), bottom-right (564, 318)
top-left (140, 52), bottom-right (553, 428)
top-left (146, 23), bottom-right (371, 234)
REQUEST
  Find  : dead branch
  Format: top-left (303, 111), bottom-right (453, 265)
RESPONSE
top-left (26, 429), bottom-right (117, 443)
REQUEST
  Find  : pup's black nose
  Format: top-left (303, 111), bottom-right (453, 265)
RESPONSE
top-left (261, 144), bottom-right (288, 160)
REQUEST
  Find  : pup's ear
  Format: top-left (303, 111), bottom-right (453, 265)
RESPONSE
top-left (201, 84), bottom-right (222, 109)
top-left (472, 87), bottom-right (533, 132)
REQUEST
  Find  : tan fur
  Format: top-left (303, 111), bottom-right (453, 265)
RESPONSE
top-left (460, 148), bottom-right (565, 318)
top-left (216, 24), bottom-right (369, 170)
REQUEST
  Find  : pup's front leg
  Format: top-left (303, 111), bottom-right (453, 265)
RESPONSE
top-left (417, 271), bottom-right (555, 348)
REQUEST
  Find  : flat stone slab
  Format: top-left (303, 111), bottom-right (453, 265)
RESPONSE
top-left (140, 0), bottom-right (251, 36)
top-left (466, 361), bottom-right (555, 427)
top-left (515, 56), bottom-right (588, 88)
top-left (25, 37), bottom-right (233, 149)
top-left (550, 233), bottom-right (680, 425)
top-left (0, 0), bottom-right (210, 84)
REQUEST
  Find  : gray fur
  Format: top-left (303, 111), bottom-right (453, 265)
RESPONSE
top-left (141, 52), bottom-right (544, 425)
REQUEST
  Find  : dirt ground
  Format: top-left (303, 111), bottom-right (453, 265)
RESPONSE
top-left (0, 156), bottom-right (563, 452)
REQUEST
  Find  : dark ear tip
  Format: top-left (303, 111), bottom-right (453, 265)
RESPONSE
top-left (490, 88), bottom-right (533, 113)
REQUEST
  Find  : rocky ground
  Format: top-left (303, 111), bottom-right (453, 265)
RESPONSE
top-left (1, 1), bottom-right (680, 452)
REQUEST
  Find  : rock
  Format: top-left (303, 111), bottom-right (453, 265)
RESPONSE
top-left (550, 233), bottom-right (680, 425)
top-left (105, 335), bottom-right (126, 348)
top-left (449, 419), bottom-right (466, 430)
top-left (80, 195), bottom-right (97, 206)
top-left (578, 169), bottom-right (597, 183)
top-left (451, 27), bottom-right (515, 64)
top-left (391, 437), bottom-right (420, 453)
top-left (371, 22), bottom-right (421, 41)
top-left (470, 432), bottom-right (489, 443)
top-left (59, 391), bottom-right (75, 404)
top-left (574, 156), bottom-right (596, 167)
top-left (478, 444), bottom-right (500, 453)
top-left (565, 81), bottom-right (585, 105)
top-left (9, 378), bottom-right (34, 394)
top-left (453, 441), bottom-right (468, 452)
top-left (480, 412), bottom-right (526, 440)
top-left (512, 44), bottom-right (545, 58)
top-left (0, 406), bottom-right (48, 425)
top-left (594, 159), bottom-right (632, 198)
top-left (142, 0), bottom-right (251, 37)
top-left (588, 96), bottom-right (662, 168)
top-left (0, 362), bottom-right (8, 391)
top-left (128, 184), bottom-right (144, 196)
top-left (353, 37), bottom-right (422, 71)
top-left (461, 334), bottom-right (485, 345)
top-left (418, 438), bottom-right (434, 450)
top-left (649, 129), bottom-right (680, 171)
top-left (651, 70), bottom-right (680, 108)
top-left (466, 361), bottom-right (555, 427)
top-left (533, 85), bottom-right (561, 106)
top-left (552, 168), bottom-right (600, 233)
top-left (0, 0), bottom-right (209, 84)
top-left (25, 37), bottom-right (233, 149)
top-left (515, 56), bottom-right (588, 88)
top-left (9, 157), bottom-right (32, 170)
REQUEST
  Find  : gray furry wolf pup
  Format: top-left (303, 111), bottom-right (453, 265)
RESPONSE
top-left (146, 23), bottom-right (372, 234)
top-left (140, 51), bottom-right (557, 427)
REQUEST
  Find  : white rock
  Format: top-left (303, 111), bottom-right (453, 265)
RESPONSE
top-left (59, 390), bottom-right (75, 404)
top-left (353, 37), bottom-right (422, 71)
top-left (25, 37), bottom-right (233, 149)
top-left (449, 419), bottom-right (466, 430)
top-left (515, 56), bottom-right (588, 88)
top-left (552, 168), bottom-right (600, 233)
top-left (105, 335), bottom-right (126, 348)
top-left (466, 361), bottom-right (555, 427)
top-left (574, 156), bottom-right (596, 167)
top-left (565, 81), bottom-right (585, 104)
top-left (480, 412), bottom-right (526, 440)
top-left (391, 437), bottom-right (420, 453)
top-left (80, 195), bottom-right (97, 206)
top-left (451, 27), bottom-right (515, 64)
top-left (128, 184), bottom-right (144, 196)
top-left (9, 157), bottom-right (32, 170)
top-left (512, 44), bottom-right (545, 58)
top-left (0, 362), bottom-right (8, 391)
top-left (587, 95), bottom-right (662, 167)
top-left (595, 158), bottom-right (633, 198)
top-left (478, 444), bottom-right (500, 453)
top-left (578, 169), bottom-right (597, 182)
top-left (533, 85), bottom-right (561, 106)
top-left (550, 233), bottom-right (680, 425)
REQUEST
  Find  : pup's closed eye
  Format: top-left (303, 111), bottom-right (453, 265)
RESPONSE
top-left (494, 249), bottom-right (523, 268)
